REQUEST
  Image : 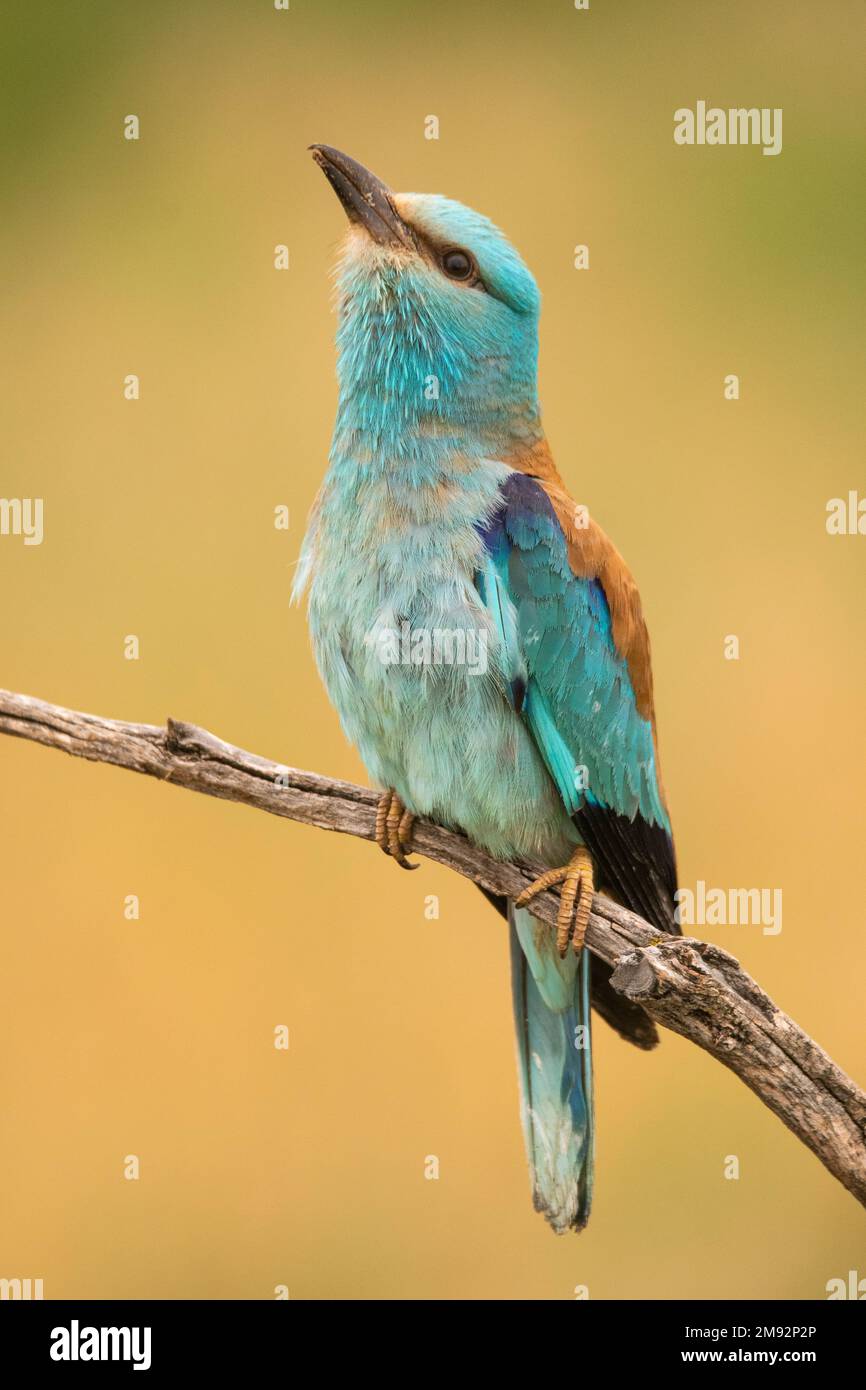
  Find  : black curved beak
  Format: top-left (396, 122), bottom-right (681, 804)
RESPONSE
top-left (309, 145), bottom-right (415, 250)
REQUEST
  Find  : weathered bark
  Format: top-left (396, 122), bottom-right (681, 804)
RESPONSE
top-left (1, 686), bottom-right (864, 1207)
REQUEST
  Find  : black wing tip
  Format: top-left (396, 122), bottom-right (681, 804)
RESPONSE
top-left (575, 800), bottom-right (679, 937)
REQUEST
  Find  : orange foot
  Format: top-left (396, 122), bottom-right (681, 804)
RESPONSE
top-left (515, 845), bottom-right (594, 957)
top-left (375, 788), bottom-right (418, 871)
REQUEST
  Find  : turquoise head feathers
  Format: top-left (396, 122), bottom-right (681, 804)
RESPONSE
top-left (311, 146), bottom-right (543, 463)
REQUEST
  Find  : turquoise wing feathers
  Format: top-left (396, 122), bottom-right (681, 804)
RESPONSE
top-left (477, 470), bottom-right (677, 934)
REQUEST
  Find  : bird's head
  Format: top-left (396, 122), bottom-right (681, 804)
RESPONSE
top-left (311, 145), bottom-right (542, 459)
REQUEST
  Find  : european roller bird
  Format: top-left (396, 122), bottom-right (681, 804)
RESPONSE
top-left (295, 146), bottom-right (678, 1232)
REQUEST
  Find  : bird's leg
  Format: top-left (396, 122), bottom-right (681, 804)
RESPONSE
top-left (374, 788), bottom-right (418, 871)
top-left (514, 846), bottom-right (594, 957)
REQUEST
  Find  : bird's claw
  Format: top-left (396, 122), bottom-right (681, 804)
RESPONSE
top-left (375, 788), bottom-right (418, 870)
top-left (514, 846), bottom-right (594, 957)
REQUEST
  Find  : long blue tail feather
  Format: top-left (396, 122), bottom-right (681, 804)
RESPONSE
top-left (509, 902), bottom-right (594, 1232)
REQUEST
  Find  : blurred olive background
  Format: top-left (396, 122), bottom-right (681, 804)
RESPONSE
top-left (1, 0), bottom-right (864, 1300)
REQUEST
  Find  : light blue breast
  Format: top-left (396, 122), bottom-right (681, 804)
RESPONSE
top-left (303, 453), bottom-right (576, 865)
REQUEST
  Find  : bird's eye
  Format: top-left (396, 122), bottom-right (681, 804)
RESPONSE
top-left (441, 247), bottom-right (475, 281)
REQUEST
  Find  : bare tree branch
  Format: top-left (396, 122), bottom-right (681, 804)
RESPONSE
top-left (1, 686), bottom-right (864, 1208)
